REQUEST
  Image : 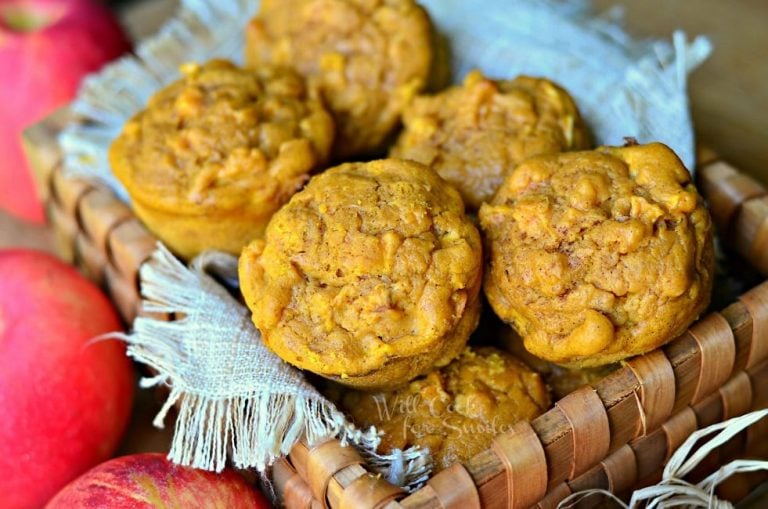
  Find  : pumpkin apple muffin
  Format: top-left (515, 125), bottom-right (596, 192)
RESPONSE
top-left (391, 70), bottom-right (590, 209)
top-left (110, 59), bottom-right (334, 259)
top-left (479, 143), bottom-right (714, 367)
top-left (245, 0), bottom-right (433, 159)
top-left (327, 346), bottom-right (550, 470)
top-left (239, 159), bottom-right (483, 389)
top-left (500, 326), bottom-right (618, 400)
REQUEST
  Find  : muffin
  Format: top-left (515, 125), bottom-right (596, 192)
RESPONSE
top-left (500, 326), bottom-right (617, 400)
top-left (479, 143), bottom-right (714, 367)
top-left (391, 71), bottom-right (590, 209)
top-left (328, 346), bottom-right (550, 470)
top-left (239, 159), bottom-right (483, 389)
top-left (110, 59), bottom-right (334, 259)
top-left (245, 0), bottom-right (433, 159)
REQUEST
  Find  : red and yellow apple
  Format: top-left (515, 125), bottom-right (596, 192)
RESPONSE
top-left (46, 453), bottom-right (271, 508)
top-left (0, 249), bottom-right (134, 509)
top-left (0, 0), bottom-right (131, 222)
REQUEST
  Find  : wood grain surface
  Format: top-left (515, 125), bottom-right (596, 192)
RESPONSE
top-left (591, 0), bottom-right (768, 184)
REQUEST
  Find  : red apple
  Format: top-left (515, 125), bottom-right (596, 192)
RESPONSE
top-left (0, 249), bottom-right (134, 509)
top-left (46, 453), bottom-right (271, 508)
top-left (0, 0), bottom-right (131, 222)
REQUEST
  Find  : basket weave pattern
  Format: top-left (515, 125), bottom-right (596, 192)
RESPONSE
top-left (45, 162), bottom-right (158, 323)
top-left (27, 119), bottom-right (768, 508)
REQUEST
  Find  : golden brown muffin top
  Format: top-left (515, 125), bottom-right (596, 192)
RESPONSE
top-left (480, 143), bottom-right (713, 367)
top-left (239, 159), bottom-right (483, 384)
top-left (110, 59), bottom-right (334, 214)
top-left (391, 70), bottom-right (590, 209)
top-left (329, 346), bottom-right (550, 471)
top-left (245, 0), bottom-right (433, 158)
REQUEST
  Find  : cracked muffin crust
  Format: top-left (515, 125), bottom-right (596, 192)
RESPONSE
top-left (110, 59), bottom-right (334, 259)
top-left (479, 143), bottom-right (714, 367)
top-left (328, 346), bottom-right (550, 470)
top-left (391, 70), bottom-right (590, 209)
top-left (239, 159), bottom-right (483, 389)
top-left (245, 0), bottom-right (433, 159)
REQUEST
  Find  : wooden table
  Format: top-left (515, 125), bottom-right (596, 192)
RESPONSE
top-left (2, 0), bottom-right (767, 501)
top-left (591, 0), bottom-right (768, 184)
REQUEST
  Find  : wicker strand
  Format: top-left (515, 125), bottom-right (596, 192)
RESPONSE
top-left (555, 387), bottom-right (611, 480)
top-left (337, 474), bottom-right (404, 509)
top-left (306, 440), bottom-right (365, 508)
top-left (626, 351), bottom-right (676, 435)
top-left (490, 421), bottom-right (548, 509)
top-left (687, 313), bottom-right (736, 404)
top-left (698, 160), bottom-right (767, 233)
top-left (600, 445), bottom-right (638, 494)
top-left (740, 283), bottom-right (768, 369)
top-left (559, 409), bottom-right (768, 509)
top-left (424, 464), bottom-right (481, 509)
top-left (719, 372), bottom-right (754, 420)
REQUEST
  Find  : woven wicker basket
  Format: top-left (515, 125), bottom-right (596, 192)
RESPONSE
top-left (23, 111), bottom-right (768, 508)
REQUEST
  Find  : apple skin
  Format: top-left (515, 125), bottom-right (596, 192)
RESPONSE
top-left (0, 0), bottom-right (132, 222)
top-left (46, 453), bottom-right (272, 509)
top-left (0, 249), bottom-right (134, 509)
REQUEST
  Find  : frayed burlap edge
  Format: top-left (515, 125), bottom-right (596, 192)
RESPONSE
top-left (115, 244), bottom-right (432, 491)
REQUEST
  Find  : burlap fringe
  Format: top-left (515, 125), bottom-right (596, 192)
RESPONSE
top-left (121, 244), bottom-right (432, 490)
top-left (366, 447), bottom-right (434, 490)
top-left (558, 409), bottom-right (768, 508)
top-left (342, 429), bottom-right (433, 491)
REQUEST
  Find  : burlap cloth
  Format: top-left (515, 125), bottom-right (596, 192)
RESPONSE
top-left (118, 245), bottom-right (429, 489)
